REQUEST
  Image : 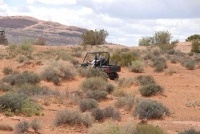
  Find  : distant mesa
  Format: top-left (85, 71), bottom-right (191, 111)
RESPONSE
top-left (0, 16), bottom-right (88, 45)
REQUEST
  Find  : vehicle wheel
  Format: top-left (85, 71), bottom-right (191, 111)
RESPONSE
top-left (108, 72), bottom-right (119, 80)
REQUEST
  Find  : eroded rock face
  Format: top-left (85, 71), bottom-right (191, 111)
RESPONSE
top-left (0, 16), bottom-right (87, 45)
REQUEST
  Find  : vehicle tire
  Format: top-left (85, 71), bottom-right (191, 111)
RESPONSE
top-left (108, 72), bottom-right (119, 80)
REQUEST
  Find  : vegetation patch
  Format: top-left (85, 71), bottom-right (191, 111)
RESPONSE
top-left (114, 95), bottom-right (135, 111)
top-left (134, 99), bottom-right (169, 119)
top-left (79, 98), bottom-right (99, 112)
top-left (3, 71), bottom-right (40, 86)
top-left (139, 84), bottom-right (164, 97)
top-left (136, 124), bottom-right (166, 134)
top-left (40, 60), bottom-right (77, 85)
top-left (55, 110), bottom-right (93, 127)
top-left (129, 60), bottom-right (144, 73)
top-left (136, 75), bottom-right (156, 86)
top-left (0, 93), bottom-right (41, 116)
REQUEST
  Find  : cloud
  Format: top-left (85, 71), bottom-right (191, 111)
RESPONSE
top-left (27, 0), bottom-right (77, 5)
top-left (77, 0), bottom-right (200, 19)
top-left (1, 0), bottom-right (200, 46)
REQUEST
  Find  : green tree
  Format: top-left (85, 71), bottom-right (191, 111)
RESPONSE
top-left (82, 29), bottom-right (108, 45)
top-left (186, 34), bottom-right (200, 42)
top-left (191, 40), bottom-right (200, 53)
top-left (139, 37), bottom-right (154, 46)
top-left (154, 31), bottom-right (172, 45)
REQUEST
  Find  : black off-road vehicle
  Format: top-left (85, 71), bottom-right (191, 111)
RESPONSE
top-left (80, 52), bottom-right (121, 80)
top-left (0, 30), bottom-right (8, 45)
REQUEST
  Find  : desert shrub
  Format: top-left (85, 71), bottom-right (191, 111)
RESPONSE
top-left (78, 66), bottom-right (108, 80)
top-left (33, 37), bottom-right (46, 46)
top-left (3, 67), bottom-right (13, 75)
top-left (165, 68), bottom-right (176, 76)
top-left (186, 34), bottom-right (200, 42)
top-left (0, 83), bottom-right (13, 92)
top-left (112, 88), bottom-right (128, 97)
top-left (55, 110), bottom-right (93, 127)
top-left (194, 54), bottom-right (200, 63)
top-left (110, 51), bottom-right (136, 67)
top-left (81, 77), bottom-right (114, 93)
top-left (15, 121), bottom-right (29, 134)
top-left (40, 60), bottom-right (77, 84)
top-left (3, 71), bottom-right (40, 86)
top-left (0, 93), bottom-right (41, 116)
top-left (182, 59), bottom-right (196, 70)
top-left (79, 98), bottom-right (99, 112)
top-left (136, 124), bottom-right (166, 134)
top-left (86, 90), bottom-right (108, 100)
top-left (136, 75), bottom-right (156, 86)
top-left (114, 95), bottom-right (134, 111)
top-left (117, 77), bottom-right (135, 87)
top-left (139, 84), bottom-right (164, 97)
top-left (120, 122), bottom-right (136, 134)
top-left (179, 128), bottom-right (200, 134)
top-left (152, 57), bottom-right (167, 72)
top-left (139, 36), bottom-right (153, 46)
top-left (129, 60), bottom-right (144, 73)
top-left (17, 84), bottom-right (60, 97)
top-left (30, 119), bottom-right (42, 132)
top-left (169, 56), bottom-right (179, 63)
top-left (134, 99), bottom-right (169, 119)
top-left (91, 108), bottom-right (104, 121)
top-left (191, 40), bottom-right (200, 53)
top-left (143, 51), bottom-right (155, 60)
top-left (103, 106), bottom-right (121, 121)
top-left (0, 124), bottom-right (13, 131)
top-left (89, 121), bottom-right (120, 134)
top-left (82, 29), bottom-right (108, 45)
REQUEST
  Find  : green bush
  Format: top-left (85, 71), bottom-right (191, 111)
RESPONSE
top-left (136, 124), bottom-right (166, 134)
top-left (82, 29), bottom-right (108, 45)
top-left (120, 122), bottom-right (136, 134)
top-left (3, 71), bottom-right (40, 86)
top-left (78, 66), bottom-right (108, 80)
top-left (40, 60), bottom-right (77, 85)
top-left (30, 119), bottom-right (42, 132)
top-left (86, 90), bottom-right (108, 100)
top-left (134, 99), bottom-right (169, 119)
top-left (186, 34), bottom-right (200, 42)
top-left (91, 108), bottom-right (104, 121)
top-left (139, 84), bottom-right (164, 97)
top-left (114, 95), bottom-right (134, 111)
top-left (81, 77), bottom-right (114, 93)
top-left (112, 88), bottom-right (128, 97)
top-left (103, 106), bottom-right (121, 121)
top-left (89, 121), bottom-right (120, 134)
top-left (0, 93), bottom-right (41, 116)
top-left (0, 83), bottom-right (13, 92)
top-left (55, 110), bottom-right (93, 127)
top-left (79, 98), bottom-right (99, 112)
top-left (179, 128), bottom-right (200, 134)
top-left (17, 84), bottom-right (60, 97)
top-left (3, 67), bottom-right (13, 75)
top-left (139, 36), bottom-right (153, 46)
top-left (117, 77), bottom-right (135, 87)
top-left (191, 40), bottom-right (200, 53)
top-left (136, 75), bottom-right (156, 86)
top-left (110, 51), bottom-right (136, 67)
top-left (182, 59), bottom-right (196, 70)
top-left (152, 57), bottom-right (167, 72)
top-left (129, 60), bottom-right (144, 73)
top-left (15, 121), bottom-right (29, 134)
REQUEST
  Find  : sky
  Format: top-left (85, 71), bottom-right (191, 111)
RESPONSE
top-left (0, 0), bottom-right (200, 46)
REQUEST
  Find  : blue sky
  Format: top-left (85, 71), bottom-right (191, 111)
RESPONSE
top-left (0, 0), bottom-right (200, 46)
